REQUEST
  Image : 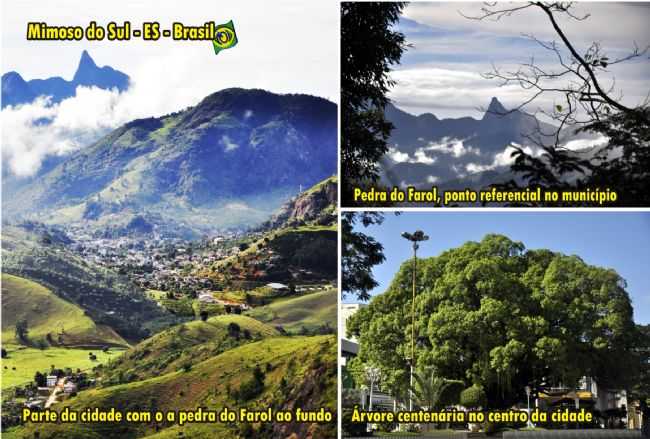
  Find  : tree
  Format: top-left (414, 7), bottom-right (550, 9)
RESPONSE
top-left (411, 369), bottom-right (464, 411)
top-left (341, 2), bottom-right (407, 204)
top-left (34, 371), bottom-right (46, 387)
top-left (15, 319), bottom-right (29, 344)
top-left (348, 234), bottom-right (639, 408)
top-left (630, 324), bottom-right (650, 403)
top-left (365, 365), bottom-right (382, 411)
top-left (460, 384), bottom-right (488, 409)
top-left (200, 310), bottom-right (209, 322)
top-left (228, 322), bottom-right (241, 338)
top-left (342, 212), bottom-right (386, 301)
top-left (1, 348), bottom-right (7, 358)
top-left (466, 2), bottom-right (650, 205)
top-left (232, 365), bottom-right (265, 401)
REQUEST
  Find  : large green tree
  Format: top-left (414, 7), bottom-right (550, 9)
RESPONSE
top-left (347, 234), bottom-right (639, 408)
top-left (341, 2), bottom-right (407, 204)
top-left (342, 212), bottom-right (386, 301)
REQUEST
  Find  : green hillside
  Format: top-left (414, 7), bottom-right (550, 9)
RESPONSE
top-left (246, 289), bottom-right (336, 334)
top-left (206, 225), bottom-right (337, 284)
top-left (101, 315), bottom-right (279, 384)
top-left (262, 175), bottom-right (337, 230)
top-left (4, 88), bottom-right (337, 233)
top-left (6, 335), bottom-right (336, 439)
top-left (1, 273), bottom-right (127, 347)
top-left (2, 225), bottom-right (168, 342)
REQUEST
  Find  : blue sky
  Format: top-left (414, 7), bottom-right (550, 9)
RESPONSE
top-left (344, 211), bottom-right (650, 325)
top-left (389, 2), bottom-right (650, 118)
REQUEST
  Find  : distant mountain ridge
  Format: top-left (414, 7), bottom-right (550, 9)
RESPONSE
top-left (385, 97), bottom-right (556, 155)
top-left (1, 50), bottom-right (129, 108)
top-left (381, 98), bottom-right (583, 189)
top-left (5, 88), bottom-right (337, 234)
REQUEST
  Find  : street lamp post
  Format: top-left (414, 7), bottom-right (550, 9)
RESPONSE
top-left (401, 230), bottom-right (429, 412)
top-left (366, 366), bottom-right (381, 411)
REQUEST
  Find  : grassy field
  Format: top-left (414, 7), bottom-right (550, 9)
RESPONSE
top-left (1, 273), bottom-right (127, 347)
top-left (245, 288), bottom-right (336, 333)
top-left (1, 345), bottom-right (120, 389)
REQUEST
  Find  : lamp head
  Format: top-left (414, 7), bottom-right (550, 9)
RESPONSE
top-left (402, 230), bottom-right (429, 242)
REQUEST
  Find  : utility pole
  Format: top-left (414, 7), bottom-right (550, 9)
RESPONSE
top-left (401, 230), bottom-right (429, 412)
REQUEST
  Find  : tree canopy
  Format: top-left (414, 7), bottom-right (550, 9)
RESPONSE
top-left (347, 234), bottom-right (639, 408)
top-left (342, 212), bottom-right (386, 301)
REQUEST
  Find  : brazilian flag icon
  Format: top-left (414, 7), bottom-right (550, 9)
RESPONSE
top-left (213, 20), bottom-right (238, 55)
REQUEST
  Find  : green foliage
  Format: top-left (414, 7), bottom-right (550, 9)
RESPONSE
top-left (227, 322), bottom-right (241, 338)
top-left (342, 407), bottom-right (368, 437)
top-left (341, 2), bottom-right (407, 203)
top-left (460, 384), bottom-right (487, 409)
top-left (630, 324), bottom-right (650, 401)
top-left (349, 234), bottom-right (638, 408)
top-left (342, 212), bottom-right (386, 301)
top-left (232, 365), bottom-right (266, 401)
top-left (580, 108), bottom-right (650, 206)
top-left (14, 319), bottom-right (29, 344)
top-left (411, 369), bottom-right (464, 410)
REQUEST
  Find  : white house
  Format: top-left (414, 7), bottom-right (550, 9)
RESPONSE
top-left (63, 382), bottom-right (77, 394)
top-left (198, 292), bottom-right (217, 303)
top-left (46, 375), bottom-right (58, 387)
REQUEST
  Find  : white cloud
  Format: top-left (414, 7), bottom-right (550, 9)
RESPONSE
top-left (387, 147), bottom-right (410, 163)
top-left (221, 135), bottom-right (239, 152)
top-left (223, 202), bottom-right (250, 211)
top-left (392, 3), bottom-right (650, 119)
top-left (413, 149), bottom-right (436, 164)
top-left (426, 175), bottom-right (438, 184)
top-left (403, 3), bottom-right (650, 53)
top-left (423, 137), bottom-right (479, 158)
top-left (464, 144), bottom-right (546, 175)
top-left (389, 67), bottom-right (535, 118)
top-left (563, 136), bottom-right (609, 152)
top-left (2, 91), bottom-right (125, 177)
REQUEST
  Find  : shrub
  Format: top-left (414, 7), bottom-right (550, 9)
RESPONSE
top-left (232, 365), bottom-right (265, 401)
top-left (460, 384), bottom-right (487, 409)
top-left (342, 407), bottom-right (367, 437)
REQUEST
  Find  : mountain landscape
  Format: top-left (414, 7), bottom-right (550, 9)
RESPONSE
top-left (4, 87), bottom-right (337, 236)
top-left (380, 98), bottom-right (595, 190)
top-left (1, 50), bottom-right (129, 108)
top-left (2, 51), bottom-right (338, 438)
